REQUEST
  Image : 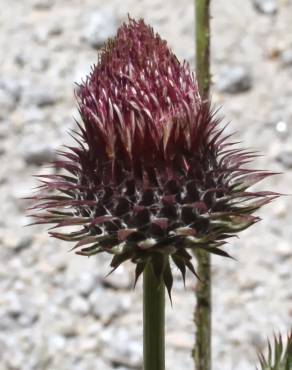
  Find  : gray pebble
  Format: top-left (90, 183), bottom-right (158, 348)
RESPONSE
top-left (75, 272), bottom-right (98, 297)
top-left (14, 52), bottom-right (28, 67)
top-left (10, 235), bottom-right (32, 253)
top-left (82, 9), bottom-right (119, 49)
top-left (18, 311), bottom-right (39, 327)
top-left (103, 330), bottom-right (142, 369)
top-left (281, 49), bottom-right (292, 67)
top-left (48, 334), bottom-right (66, 353)
top-left (0, 314), bottom-right (15, 331)
top-left (216, 66), bottom-right (253, 94)
top-left (277, 242), bottom-right (292, 259)
top-left (20, 107), bottom-right (46, 125)
top-left (5, 293), bottom-right (22, 319)
top-left (0, 79), bottom-right (22, 119)
top-left (89, 289), bottom-right (129, 324)
top-left (32, 0), bottom-right (54, 10)
top-left (0, 121), bottom-right (10, 139)
top-left (0, 89), bottom-right (15, 118)
top-left (70, 295), bottom-right (90, 315)
top-left (31, 56), bottom-right (50, 73)
top-left (253, 0), bottom-right (278, 15)
top-left (276, 150), bottom-right (292, 169)
top-left (5, 351), bottom-right (25, 369)
top-left (0, 78), bottom-right (22, 102)
top-left (23, 143), bottom-right (58, 166)
top-left (48, 24), bottom-right (63, 37)
top-left (22, 87), bottom-right (58, 108)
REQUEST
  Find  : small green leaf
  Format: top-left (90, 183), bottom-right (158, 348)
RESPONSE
top-left (257, 331), bottom-right (292, 370)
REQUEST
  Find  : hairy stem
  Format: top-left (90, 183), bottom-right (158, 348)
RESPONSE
top-left (143, 262), bottom-right (165, 370)
top-left (193, 1), bottom-right (212, 370)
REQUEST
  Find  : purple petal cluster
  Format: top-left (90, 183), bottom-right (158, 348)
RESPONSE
top-left (28, 18), bottom-right (278, 294)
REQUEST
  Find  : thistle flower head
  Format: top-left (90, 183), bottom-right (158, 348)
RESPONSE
top-left (28, 18), bottom-right (278, 295)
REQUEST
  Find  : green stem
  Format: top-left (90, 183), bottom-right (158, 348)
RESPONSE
top-left (195, 0), bottom-right (211, 99)
top-left (143, 262), bottom-right (165, 370)
top-left (193, 250), bottom-right (211, 370)
top-left (193, 1), bottom-right (212, 370)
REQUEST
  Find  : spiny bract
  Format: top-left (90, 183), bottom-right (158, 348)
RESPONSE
top-left (28, 18), bottom-right (278, 296)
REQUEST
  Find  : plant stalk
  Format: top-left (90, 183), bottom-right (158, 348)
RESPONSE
top-left (195, 0), bottom-right (211, 99)
top-left (143, 262), bottom-right (165, 370)
top-left (193, 1), bottom-right (212, 370)
top-left (193, 250), bottom-right (211, 370)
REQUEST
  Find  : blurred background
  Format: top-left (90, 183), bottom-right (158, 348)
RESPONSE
top-left (0, 0), bottom-right (291, 369)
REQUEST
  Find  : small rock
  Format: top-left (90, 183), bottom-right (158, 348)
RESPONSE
top-left (266, 44), bottom-right (282, 60)
top-left (48, 24), bottom-right (63, 37)
top-left (0, 313), bottom-right (14, 331)
top-left (82, 9), bottom-right (119, 49)
top-left (11, 236), bottom-right (32, 253)
top-left (167, 331), bottom-right (193, 350)
top-left (276, 150), bottom-right (292, 168)
top-left (281, 49), bottom-right (292, 67)
top-left (0, 78), bottom-right (22, 102)
top-left (6, 296), bottom-right (22, 319)
top-left (32, 56), bottom-right (50, 72)
top-left (272, 200), bottom-right (287, 218)
top-left (22, 87), bottom-right (58, 107)
top-left (56, 317), bottom-right (79, 338)
top-left (83, 358), bottom-right (113, 370)
top-left (0, 79), bottom-right (22, 119)
top-left (32, 28), bottom-right (49, 44)
top-left (277, 242), bottom-right (292, 258)
top-left (32, 0), bottom-right (54, 10)
top-left (19, 107), bottom-right (46, 125)
top-left (75, 272), bottom-right (97, 297)
top-left (48, 334), bottom-right (66, 354)
top-left (18, 311), bottom-right (39, 327)
top-left (2, 232), bottom-right (32, 253)
top-left (102, 264), bottom-right (132, 290)
top-left (78, 337), bottom-right (99, 352)
top-left (4, 293), bottom-right (38, 327)
top-left (253, 0), bottom-right (278, 15)
top-left (0, 89), bottom-right (15, 118)
top-left (216, 66), bottom-right (253, 94)
top-left (5, 351), bottom-right (25, 369)
top-left (14, 52), bottom-right (28, 67)
top-left (89, 289), bottom-right (129, 324)
top-left (23, 143), bottom-right (58, 166)
top-left (70, 295), bottom-right (90, 315)
top-left (102, 328), bottom-right (142, 369)
top-left (0, 122), bottom-right (9, 139)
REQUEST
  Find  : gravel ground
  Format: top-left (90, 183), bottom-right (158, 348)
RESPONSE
top-left (0, 0), bottom-right (292, 369)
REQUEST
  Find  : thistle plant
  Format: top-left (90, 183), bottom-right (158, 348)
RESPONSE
top-left (28, 18), bottom-right (278, 370)
top-left (258, 332), bottom-right (292, 370)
